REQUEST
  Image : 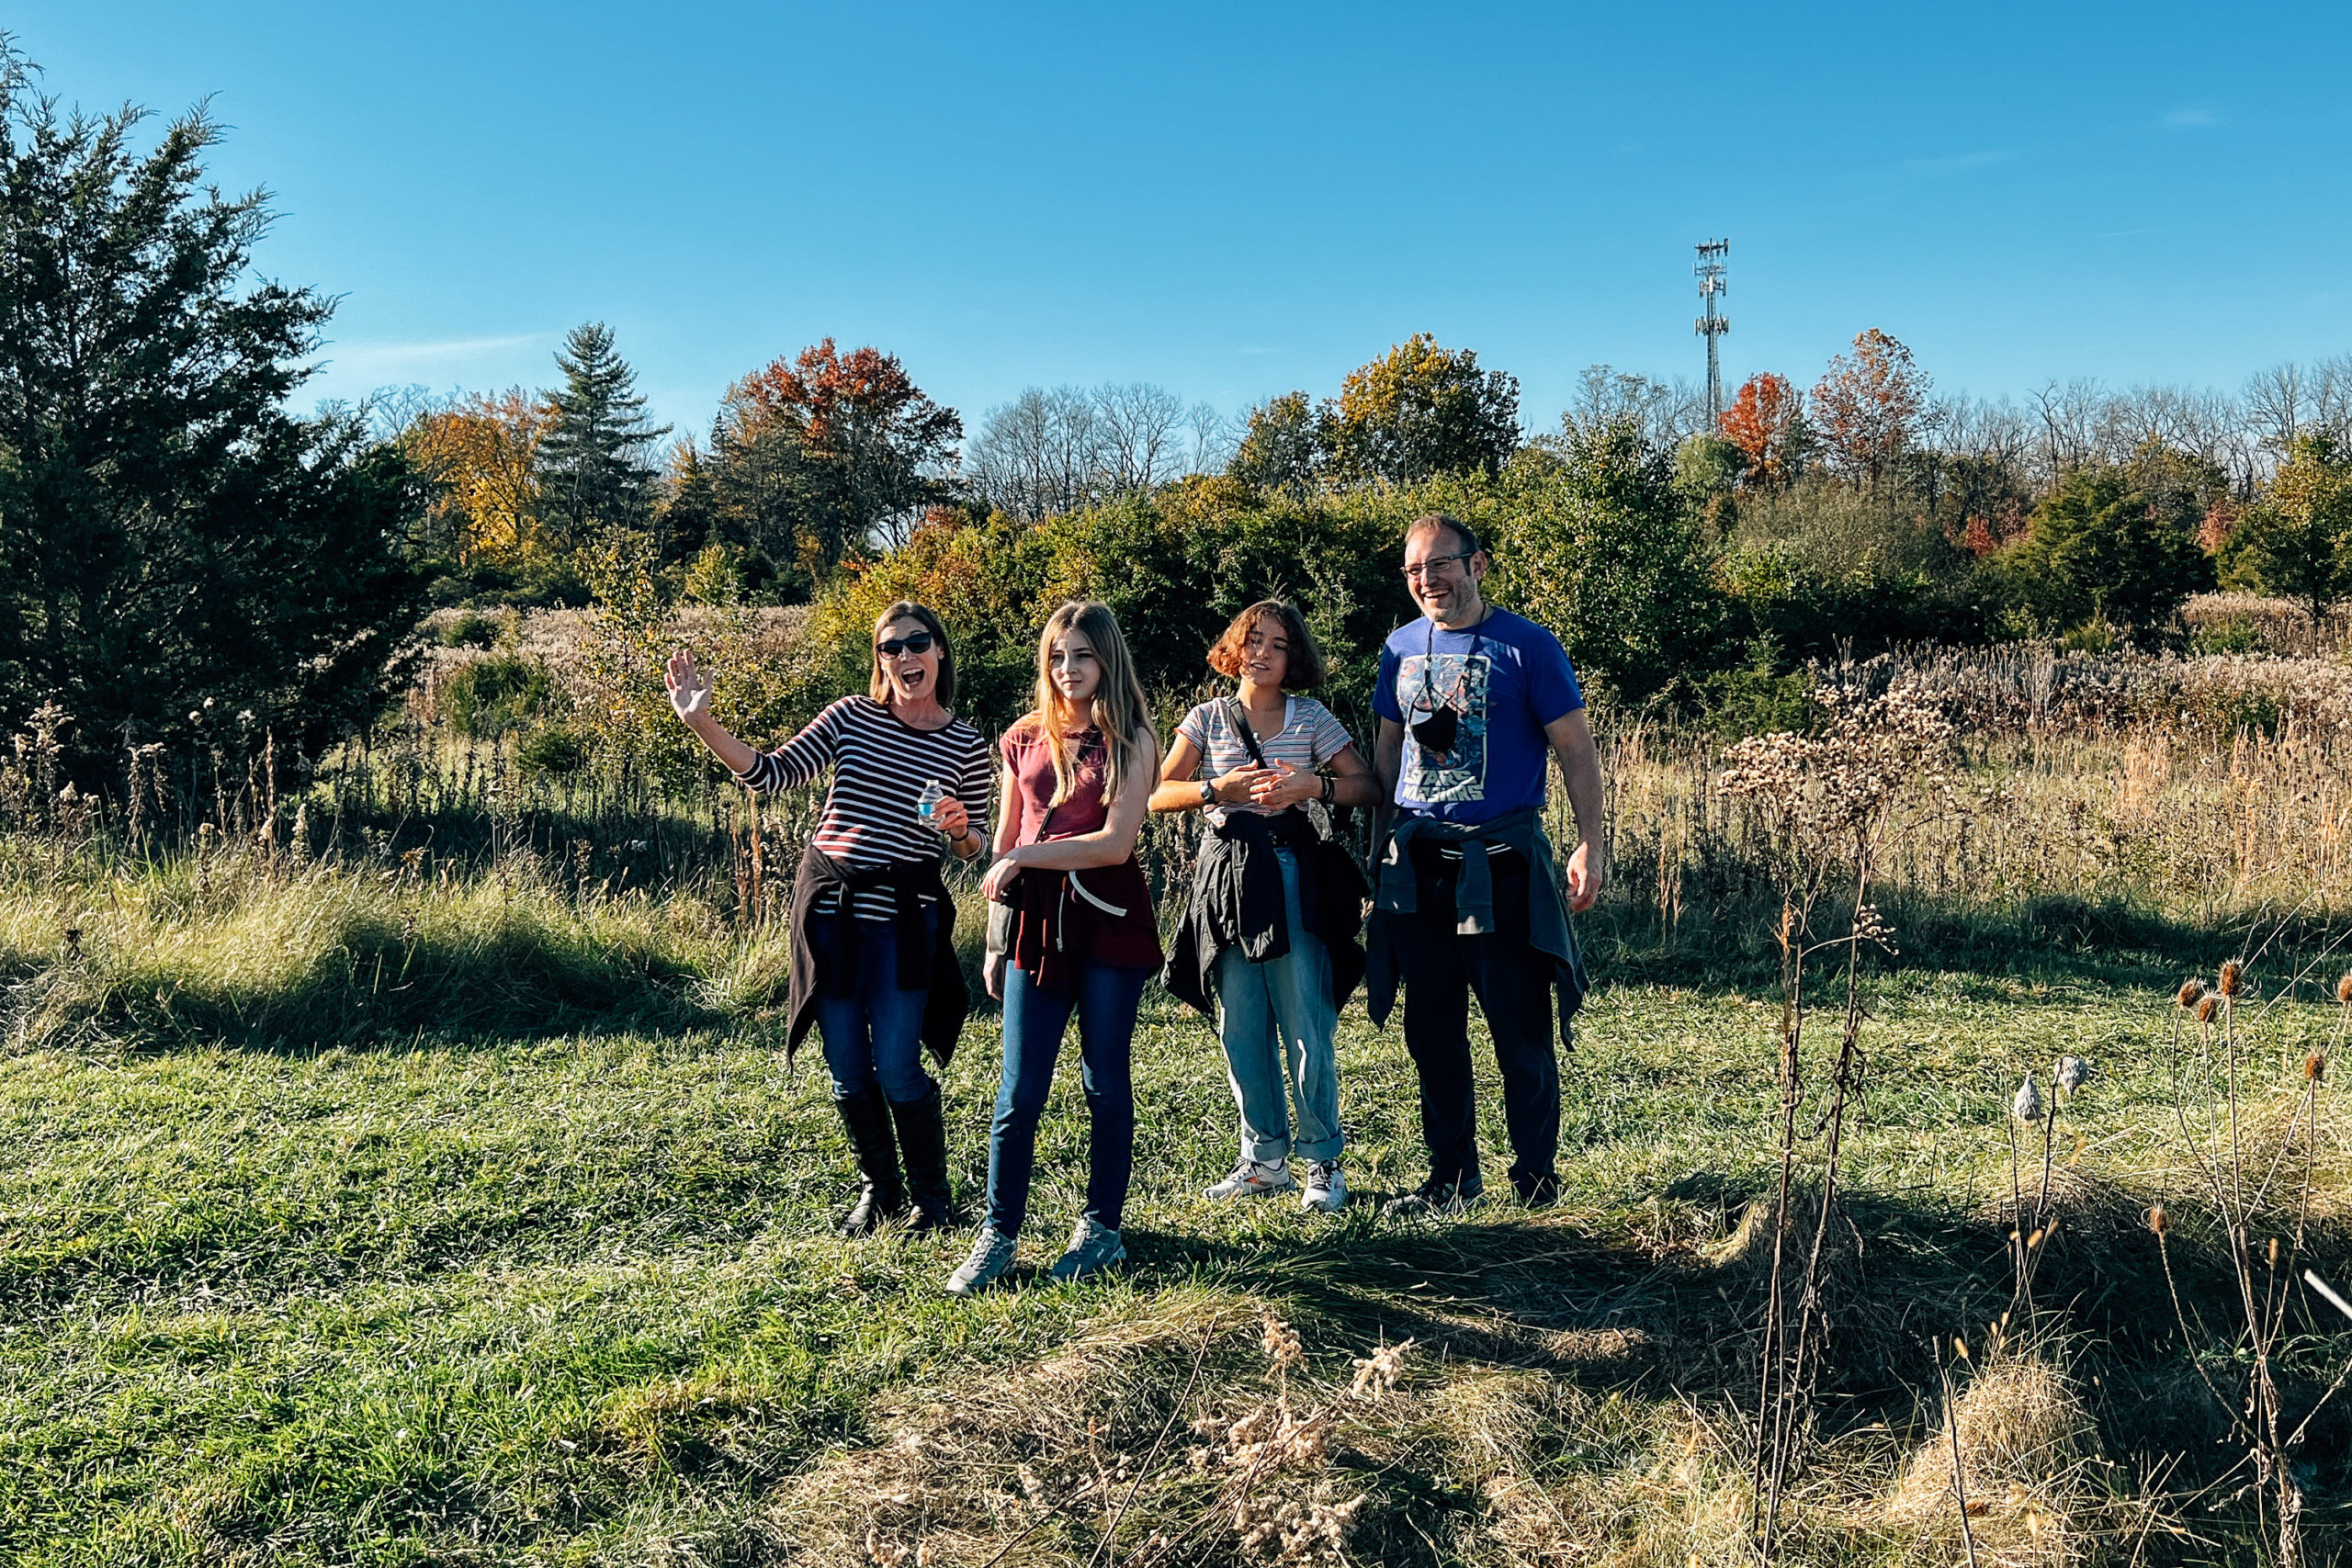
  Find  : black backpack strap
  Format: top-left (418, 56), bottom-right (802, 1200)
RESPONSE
top-left (1226, 697), bottom-right (1270, 770)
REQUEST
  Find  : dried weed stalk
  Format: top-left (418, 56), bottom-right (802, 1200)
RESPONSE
top-left (2150, 961), bottom-right (2348, 1567)
top-left (1719, 678), bottom-right (1956, 1560)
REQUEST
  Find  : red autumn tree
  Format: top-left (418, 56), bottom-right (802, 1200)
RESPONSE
top-left (714, 339), bottom-right (963, 570)
top-left (1810, 329), bottom-right (1928, 489)
top-left (1717, 372), bottom-right (1801, 488)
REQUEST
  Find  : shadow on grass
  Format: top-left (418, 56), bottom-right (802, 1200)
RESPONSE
top-left (1589, 886), bottom-right (2352, 994)
top-left (30, 914), bottom-right (721, 1054)
top-left (1129, 1180), bottom-right (2352, 1510)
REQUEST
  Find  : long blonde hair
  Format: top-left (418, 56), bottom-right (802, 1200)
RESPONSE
top-left (1033, 600), bottom-right (1152, 809)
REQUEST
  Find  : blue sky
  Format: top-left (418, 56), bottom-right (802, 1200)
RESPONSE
top-left (22, 2), bottom-right (2352, 442)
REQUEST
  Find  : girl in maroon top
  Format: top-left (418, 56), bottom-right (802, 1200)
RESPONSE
top-left (945, 601), bottom-right (1161, 1295)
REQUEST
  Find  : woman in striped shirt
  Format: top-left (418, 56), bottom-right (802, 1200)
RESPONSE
top-left (667, 600), bottom-right (990, 1236)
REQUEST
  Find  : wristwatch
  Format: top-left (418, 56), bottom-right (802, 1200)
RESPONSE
top-left (1200, 778), bottom-right (1216, 807)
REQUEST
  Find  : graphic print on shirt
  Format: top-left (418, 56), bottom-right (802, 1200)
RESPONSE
top-left (1397, 651), bottom-right (1490, 804)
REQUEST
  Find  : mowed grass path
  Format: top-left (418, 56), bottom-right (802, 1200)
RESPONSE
top-left (3, 967), bottom-right (2346, 1564)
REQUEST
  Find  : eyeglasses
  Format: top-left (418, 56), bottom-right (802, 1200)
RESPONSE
top-left (1401, 553), bottom-right (1474, 582)
top-left (876, 632), bottom-right (935, 658)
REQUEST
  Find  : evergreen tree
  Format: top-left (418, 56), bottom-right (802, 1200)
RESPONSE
top-left (536, 322), bottom-right (670, 548)
top-left (2234, 432), bottom-right (2352, 649)
top-left (0, 50), bottom-right (425, 777)
top-left (2004, 465), bottom-right (2211, 637)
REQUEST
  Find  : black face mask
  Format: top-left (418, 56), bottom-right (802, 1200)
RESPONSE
top-left (1409, 610), bottom-right (1486, 759)
top-left (1410, 705), bottom-right (1460, 755)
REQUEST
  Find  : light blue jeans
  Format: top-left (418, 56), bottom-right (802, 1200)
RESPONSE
top-left (1214, 847), bottom-right (1342, 1166)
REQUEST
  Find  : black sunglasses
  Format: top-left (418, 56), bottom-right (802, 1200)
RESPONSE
top-left (876, 632), bottom-right (936, 658)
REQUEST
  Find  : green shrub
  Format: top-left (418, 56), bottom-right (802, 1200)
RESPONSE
top-left (2189, 615), bottom-right (2266, 655)
top-left (445, 654), bottom-right (558, 739)
top-left (1703, 636), bottom-right (1814, 739)
top-left (435, 610), bottom-right (503, 649)
top-left (516, 724), bottom-right (589, 775)
top-left (1997, 465), bottom-right (2211, 640)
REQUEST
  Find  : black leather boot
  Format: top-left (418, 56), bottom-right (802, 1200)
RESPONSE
top-left (834, 1089), bottom-right (907, 1236)
top-left (889, 1085), bottom-right (956, 1233)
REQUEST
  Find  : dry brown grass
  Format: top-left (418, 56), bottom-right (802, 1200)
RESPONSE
top-left (1596, 648), bottom-right (2352, 927)
top-left (1879, 1353), bottom-right (2123, 1567)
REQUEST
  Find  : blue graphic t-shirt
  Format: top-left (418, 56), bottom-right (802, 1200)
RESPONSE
top-left (1373, 607), bottom-right (1585, 824)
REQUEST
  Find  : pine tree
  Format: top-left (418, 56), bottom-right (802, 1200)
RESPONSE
top-left (0, 48), bottom-right (425, 775)
top-left (535, 322), bottom-right (670, 548)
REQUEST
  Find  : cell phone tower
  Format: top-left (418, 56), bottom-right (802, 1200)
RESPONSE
top-left (1694, 239), bottom-right (1730, 426)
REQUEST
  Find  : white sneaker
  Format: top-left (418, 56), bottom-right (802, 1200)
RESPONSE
top-left (944, 1224), bottom-right (1018, 1296)
top-left (1300, 1159), bottom-right (1346, 1213)
top-left (1204, 1157), bottom-right (1295, 1201)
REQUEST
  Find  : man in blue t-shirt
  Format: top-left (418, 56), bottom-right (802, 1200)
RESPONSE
top-left (1369, 513), bottom-right (1607, 1216)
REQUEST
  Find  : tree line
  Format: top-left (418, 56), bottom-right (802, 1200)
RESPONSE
top-left (6, 50), bottom-right (2352, 788)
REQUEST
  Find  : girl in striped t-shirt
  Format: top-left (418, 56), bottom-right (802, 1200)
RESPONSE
top-left (1151, 600), bottom-right (1380, 1215)
top-left (668, 601), bottom-right (988, 1238)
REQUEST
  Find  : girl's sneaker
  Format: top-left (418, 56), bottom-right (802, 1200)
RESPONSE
top-left (1204, 1158), bottom-right (1295, 1200)
top-left (1300, 1159), bottom-right (1346, 1213)
top-left (944, 1224), bottom-right (1018, 1296)
top-left (1048, 1216), bottom-right (1127, 1280)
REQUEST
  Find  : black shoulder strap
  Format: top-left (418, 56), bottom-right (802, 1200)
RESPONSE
top-left (1226, 697), bottom-right (1270, 769)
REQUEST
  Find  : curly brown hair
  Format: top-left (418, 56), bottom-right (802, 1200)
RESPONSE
top-left (1206, 600), bottom-right (1327, 691)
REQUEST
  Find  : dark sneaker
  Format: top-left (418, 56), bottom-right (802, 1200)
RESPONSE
top-left (1300, 1159), bottom-right (1347, 1213)
top-left (1513, 1172), bottom-right (1562, 1208)
top-left (1382, 1176), bottom-right (1485, 1219)
top-left (1048, 1216), bottom-right (1127, 1281)
top-left (944, 1224), bottom-right (1018, 1296)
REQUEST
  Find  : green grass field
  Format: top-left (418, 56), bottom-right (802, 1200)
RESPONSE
top-left (2, 848), bottom-right (2348, 1564)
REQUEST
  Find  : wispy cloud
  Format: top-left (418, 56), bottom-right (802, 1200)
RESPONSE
top-left (2164, 107), bottom-right (2221, 128)
top-left (319, 333), bottom-right (542, 372)
top-left (1899, 149), bottom-right (2012, 174)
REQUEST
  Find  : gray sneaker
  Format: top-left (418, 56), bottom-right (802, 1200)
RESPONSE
top-left (1204, 1157), bottom-right (1295, 1201)
top-left (1382, 1176), bottom-right (1485, 1220)
top-left (1300, 1159), bottom-right (1346, 1213)
top-left (944, 1224), bottom-right (1018, 1296)
top-left (1048, 1215), bottom-right (1127, 1281)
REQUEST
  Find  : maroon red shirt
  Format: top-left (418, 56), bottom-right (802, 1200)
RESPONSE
top-left (997, 715), bottom-right (1160, 980)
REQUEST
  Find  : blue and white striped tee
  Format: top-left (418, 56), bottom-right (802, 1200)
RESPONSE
top-left (1173, 695), bottom-right (1354, 826)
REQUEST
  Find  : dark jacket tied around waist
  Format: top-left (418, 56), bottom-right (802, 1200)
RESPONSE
top-left (1164, 808), bottom-right (1368, 1018)
top-left (1363, 806), bottom-right (1588, 1048)
top-left (786, 845), bottom-right (967, 1066)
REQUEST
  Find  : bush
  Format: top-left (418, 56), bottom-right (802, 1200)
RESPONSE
top-left (516, 725), bottom-right (589, 775)
top-left (1997, 465), bottom-right (2211, 640)
top-left (1494, 423), bottom-right (1724, 705)
top-left (435, 610), bottom-right (503, 649)
top-left (811, 479), bottom-right (1424, 729)
top-left (445, 654), bottom-right (558, 739)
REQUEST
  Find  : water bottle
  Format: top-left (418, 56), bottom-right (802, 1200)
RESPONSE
top-left (915, 778), bottom-right (947, 827)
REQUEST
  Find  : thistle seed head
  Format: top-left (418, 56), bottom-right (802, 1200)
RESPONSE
top-left (2217, 961), bottom-right (2245, 998)
top-left (2335, 974), bottom-right (2352, 1004)
top-left (2147, 1204), bottom-right (2170, 1236)
top-left (2177, 979), bottom-right (2206, 1009)
top-left (2306, 1053), bottom-right (2326, 1084)
top-left (2197, 996), bottom-right (2221, 1024)
top-left (2011, 1076), bottom-right (2045, 1121)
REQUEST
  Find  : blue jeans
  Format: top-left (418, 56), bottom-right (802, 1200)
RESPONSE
top-left (1214, 847), bottom-right (1342, 1165)
top-left (810, 903), bottom-right (939, 1104)
top-left (987, 957), bottom-right (1150, 1238)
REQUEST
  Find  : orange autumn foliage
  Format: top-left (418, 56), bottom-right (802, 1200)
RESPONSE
top-left (1718, 372), bottom-right (1800, 487)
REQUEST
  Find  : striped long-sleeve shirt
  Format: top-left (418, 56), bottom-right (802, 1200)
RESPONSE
top-left (733, 696), bottom-right (993, 920)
